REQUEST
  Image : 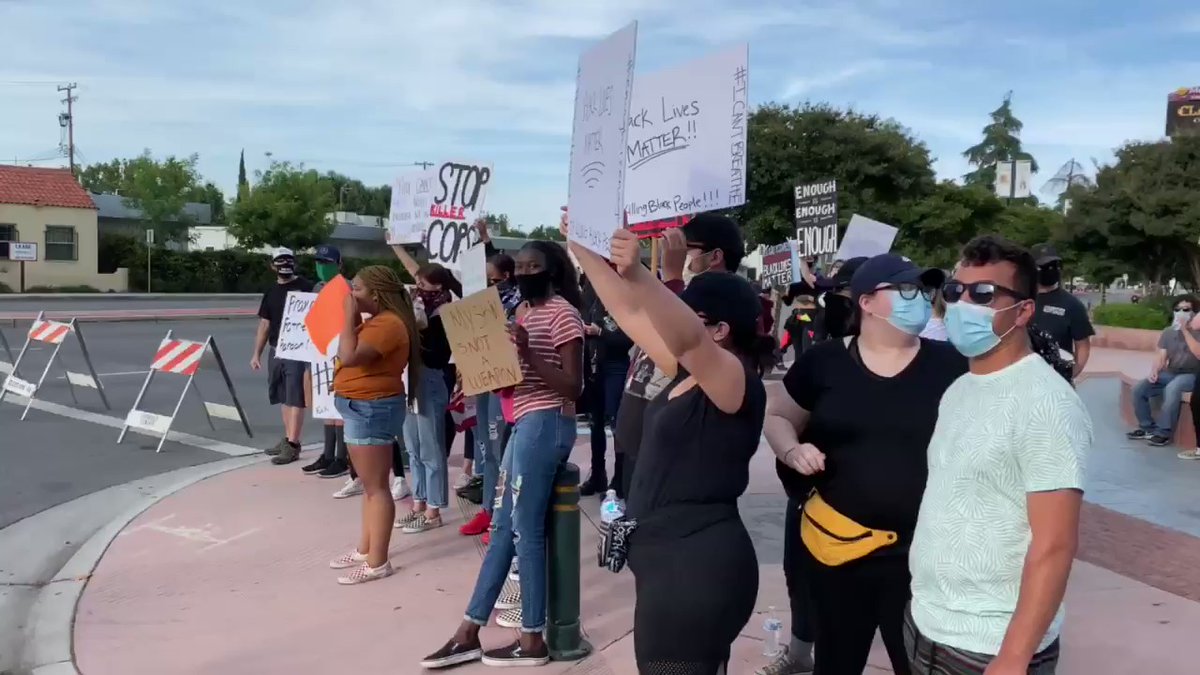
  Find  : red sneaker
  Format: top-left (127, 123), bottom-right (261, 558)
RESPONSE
top-left (482, 531), bottom-right (491, 547)
top-left (459, 511), bottom-right (492, 536)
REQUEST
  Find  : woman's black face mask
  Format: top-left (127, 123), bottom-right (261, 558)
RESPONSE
top-left (516, 271), bottom-right (552, 301)
top-left (822, 294), bottom-right (855, 338)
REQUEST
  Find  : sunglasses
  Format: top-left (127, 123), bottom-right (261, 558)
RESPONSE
top-left (879, 283), bottom-right (934, 301)
top-left (1176, 306), bottom-right (1194, 313)
top-left (942, 280), bottom-right (1029, 305)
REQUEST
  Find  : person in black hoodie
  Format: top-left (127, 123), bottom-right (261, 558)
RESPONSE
top-left (579, 273), bottom-right (634, 496)
top-left (391, 244), bottom-right (457, 533)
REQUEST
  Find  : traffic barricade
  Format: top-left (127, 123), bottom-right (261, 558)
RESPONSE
top-left (118, 330), bottom-right (252, 452)
top-left (0, 311), bottom-right (110, 420)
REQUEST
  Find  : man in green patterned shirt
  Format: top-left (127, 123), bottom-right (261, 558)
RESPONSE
top-left (907, 236), bottom-right (1092, 675)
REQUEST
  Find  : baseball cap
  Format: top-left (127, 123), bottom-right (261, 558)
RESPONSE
top-left (272, 246), bottom-right (295, 260)
top-left (681, 213), bottom-right (745, 270)
top-left (1030, 243), bottom-right (1062, 266)
top-left (314, 244), bottom-right (341, 263)
top-left (679, 271), bottom-right (761, 344)
top-left (815, 256), bottom-right (869, 291)
top-left (849, 253), bottom-right (946, 299)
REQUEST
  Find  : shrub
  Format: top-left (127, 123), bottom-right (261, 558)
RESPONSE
top-left (1092, 302), bottom-right (1169, 330)
top-left (0, 281), bottom-right (11, 293)
top-left (24, 285), bottom-right (102, 293)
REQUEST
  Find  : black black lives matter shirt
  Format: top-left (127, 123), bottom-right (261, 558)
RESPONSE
top-left (779, 337), bottom-right (967, 555)
top-left (258, 277), bottom-right (315, 347)
top-left (1033, 288), bottom-right (1095, 356)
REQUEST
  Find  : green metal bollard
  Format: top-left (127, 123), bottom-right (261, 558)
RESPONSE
top-left (545, 461), bottom-right (593, 661)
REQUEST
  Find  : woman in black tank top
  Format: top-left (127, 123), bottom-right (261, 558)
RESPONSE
top-left (568, 221), bottom-right (770, 674)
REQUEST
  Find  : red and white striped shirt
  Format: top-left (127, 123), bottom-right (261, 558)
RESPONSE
top-left (513, 295), bottom-right (584, 421)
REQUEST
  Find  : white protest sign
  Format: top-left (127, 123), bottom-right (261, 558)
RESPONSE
top-left (274, 292), bottom-right (322, 362)
top-left (567, 21), bottom-right (638, 257)
top-left (835, 214), bottom-right (899, 261)
top-left (460, 242), bottom-right (489, 297)
top-left (423, 161), bottom-right (493, 271)
top-left (388, 168), bottom-right (436, 244)
top-left (310, 358), bottom-right (341, 420)
top-left (625, 44), bottom-right (749, 224)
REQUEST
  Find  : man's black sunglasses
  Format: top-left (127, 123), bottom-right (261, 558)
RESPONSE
top-left (942, 280), bottom-right (1030, 305)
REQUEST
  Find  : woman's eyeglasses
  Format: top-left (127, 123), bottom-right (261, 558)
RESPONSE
top-left (942, 281), bottom-right (1028, 306)
top-left (1176, 306), bottom-right (1194, 313)
top-left (880, 283), bottom-right (934, 301)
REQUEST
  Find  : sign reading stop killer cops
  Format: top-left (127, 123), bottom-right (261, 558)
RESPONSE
top-left (793, 179), bottom-right (838, 257)
top-left (389, 161), bottom-right (493, 271)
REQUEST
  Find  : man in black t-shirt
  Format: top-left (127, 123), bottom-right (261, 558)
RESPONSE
top-left (251, 247), bottom-right (314, 464)
top-left (1030, 243), bottom-right (1094, 377)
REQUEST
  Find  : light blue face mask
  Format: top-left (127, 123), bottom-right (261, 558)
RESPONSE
top-left (884, 291), bottom-right (932, 336)
top-left (944, 301), bottom-right (1022, 357)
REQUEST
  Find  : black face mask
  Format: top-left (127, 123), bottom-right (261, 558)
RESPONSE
top-left (275, 261), bottom-right (295, 279)
top-left (822, 294), bottom-right (855, 338)
top-left (516, 271), bottom-right (552, 301)
top-left (1038, 265), bottom-right (1061, 287)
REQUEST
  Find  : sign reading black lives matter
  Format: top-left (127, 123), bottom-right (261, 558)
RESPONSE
top-left (793, 179), bottom-right (839, 257)
top-left (389, 161), bottom-right (493, 271)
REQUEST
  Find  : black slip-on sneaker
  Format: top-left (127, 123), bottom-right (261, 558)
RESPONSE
top-left (302, 456), bottom-right (331, 475)
top-left (420, 638), bottom-right (483, 669)
top-left (480, 640), bottom-right (550, 668)
top-left (318, 458), bottom-right (349, 479)
top-left (1148, 434), bottom-right (1172, 447)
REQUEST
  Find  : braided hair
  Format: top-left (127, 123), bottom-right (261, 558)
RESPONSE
top-left (357, 265), bottom-right (423, 398)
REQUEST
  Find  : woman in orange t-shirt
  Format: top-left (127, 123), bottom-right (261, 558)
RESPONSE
top-left (328, 265), bottom-right (422, 585)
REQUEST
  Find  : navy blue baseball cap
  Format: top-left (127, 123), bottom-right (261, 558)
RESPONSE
top-left (314, 245), bottom-right (341, 263)
top-left (849, 253), bottom-right (945, 299)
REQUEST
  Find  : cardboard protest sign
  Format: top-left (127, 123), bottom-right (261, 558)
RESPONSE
top-left (760, 241), bottom-right (801, 287)
top-left (304, 275), bottom-right (351, 359)
top-left (441, 286), bottom-right (523, 396)
top-left (421, 161), bottom-right (493, 270)
top-left (388, 168), bottom-right (437, 244)
top-left (628, 214), bottom-right (692, 240)
top-left (275, 292), bottom-right (321, 362)
top-left (625, 44), bottom-right (749, 224)
top-left (835, 214), bottom-right (898, 261)
top-left (310, 358), bottom-right (341, 420)
top-left (460, 242), bottom-right (489, 297)
top-left (794, 179), bottom-right (839, 257)
top-left (567, 22), bottom-right (638, 257)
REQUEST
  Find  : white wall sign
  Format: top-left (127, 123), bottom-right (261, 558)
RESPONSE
top-left (994, 159), bottom-right (1033, 199)
top-left (273, 292), bottom-right (322, 363)
top-left (9, 242), bottom-right (37, 262)
top-left (624, 44), bottom-right (749, 224)
top-left (567, 21), bottom-right (639, 257)
top-left (421, 161), bottom-right (493, 271)
top-left (388, 168), bottom-right (436, 245)
top-left (460, 242), bottom-right (489, 297)
top-left (310, 359), bottom-right (341, 420)
top-left (835, 214), bottom-right (898, 261)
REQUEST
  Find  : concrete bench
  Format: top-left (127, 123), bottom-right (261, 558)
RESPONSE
top-left (1118, 375), bottom-right (1196, 449)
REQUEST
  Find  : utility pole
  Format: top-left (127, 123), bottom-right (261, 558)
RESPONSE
top-left (413, 161), bottom-right (434, 169)
top-left (57, 83), bottom-right (78, 175)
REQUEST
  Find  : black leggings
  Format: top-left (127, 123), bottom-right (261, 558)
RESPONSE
top-left (1190, 389), bottom-right (1200, 446)
top-left (783, 498), bottom-right (816, 643)
top-left (808, 551), bottom-right (912, 675)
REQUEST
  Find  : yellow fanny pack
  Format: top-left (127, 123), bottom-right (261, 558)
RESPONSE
top-left (800, 491), bottom-right (898, 566)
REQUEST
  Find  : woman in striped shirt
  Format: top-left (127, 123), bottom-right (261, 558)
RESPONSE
top-left (422, 240), bottom-right (584, 669)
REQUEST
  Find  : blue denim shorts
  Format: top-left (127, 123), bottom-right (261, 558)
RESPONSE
top-left (334, 395), bottom-right (406, 446)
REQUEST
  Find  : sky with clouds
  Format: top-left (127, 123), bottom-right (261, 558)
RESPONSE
top-left (1, 0), bottom-right (1195, 230)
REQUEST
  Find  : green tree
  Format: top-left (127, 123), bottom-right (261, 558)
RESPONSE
top-left (892, 182), bottom-right (1007, 268)
top-left (482, 213), bottom-right (525, 238)
top-left (527, 225), bottom-right (564, 242)
top-left (227, 161), bottom-right (335, 250)
top-left (738, 103), bottom-right (938, 248)
top-left (1060, 137), bottom-right (1200, 289)
top-left (962, 91), bottom-right (1038, 191)
top-left (237, 149), bottom-right (249, 202)
top-left (322, 172), bottom-right (391, 216)
top-left (191, 182), bottom-right (227, 225)
top-left (79, 150), bottom-right (211, 241)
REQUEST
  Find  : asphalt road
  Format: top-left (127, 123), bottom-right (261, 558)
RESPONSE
top-left (0, 296), bottom-right (261, 315)
top-left (0, 317), bottom-right (322, 529)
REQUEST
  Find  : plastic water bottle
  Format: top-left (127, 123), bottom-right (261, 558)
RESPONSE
top-left (762, 606), bottom-right (783, 657)
top-left (600, 489), bottom-right (624, 524)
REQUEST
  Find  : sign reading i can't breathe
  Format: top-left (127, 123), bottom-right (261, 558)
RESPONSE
top-left (793, 179), bottom-right (839, 257)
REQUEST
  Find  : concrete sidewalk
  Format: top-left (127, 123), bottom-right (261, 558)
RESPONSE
top-left (70, 422), bottom-right (1200, 674)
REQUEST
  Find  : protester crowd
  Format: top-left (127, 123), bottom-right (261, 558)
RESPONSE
top-left (247, 210), bottom-right (1099, 674)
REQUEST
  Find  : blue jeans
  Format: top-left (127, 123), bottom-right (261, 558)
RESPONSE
top-left (464, 409), bottom-right (576, 632)
top-left (404, 368), bottom-right (450, 508)
top-left (334, 395), bottom-right (406, 446)
top-left (474, 392), bottom-right (508, 515)
top-left (1133, 371), bottom-right (1196, 436)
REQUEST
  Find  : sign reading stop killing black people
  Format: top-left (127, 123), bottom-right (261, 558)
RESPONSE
top-left (398, 161), bottom-right (492, 271)
top-left (793, 179), bottom-right (839, 257)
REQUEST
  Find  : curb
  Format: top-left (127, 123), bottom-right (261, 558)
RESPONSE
top-left (22, 454), bottom-right (281, 674)
top-left (0, 310), bottom-right (257, 326)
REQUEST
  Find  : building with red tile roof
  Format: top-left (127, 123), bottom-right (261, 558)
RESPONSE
top-left (0, 165), bottom-right (126, 292)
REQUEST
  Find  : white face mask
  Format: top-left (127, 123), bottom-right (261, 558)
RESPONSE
top-left (683, 250), bottom-right (712, 284)
top-left (1174, 309), bottom-right (1193, 328)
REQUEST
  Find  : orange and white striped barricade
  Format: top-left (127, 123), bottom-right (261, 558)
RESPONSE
top-left (0, 311), bottom-right (110, 419)
top-left (118, 330), bottom-right (252, 453)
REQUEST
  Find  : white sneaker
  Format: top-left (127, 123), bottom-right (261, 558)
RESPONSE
top-left (494, 607), bottom-right (522, 629)
top-left (336, 561), bottom-right (394, 585)
top-left (333, 477), bottom-right (364, 499)
top-left (494, 579), bottom-right (521, 610)
top-left (391, 476), bottom-right (410, 501)
top-left (453, 473), bottom-right (472, 490)
top-left (508, 561), bottom-right (519, 582)
top-left (329, 550), bottom-right (368, 570)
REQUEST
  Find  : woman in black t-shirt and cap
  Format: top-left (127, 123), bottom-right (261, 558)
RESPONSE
top-left (569, 219), bottom-right (769, 675)
top-left (764, 253), bottom-right (967, 675)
